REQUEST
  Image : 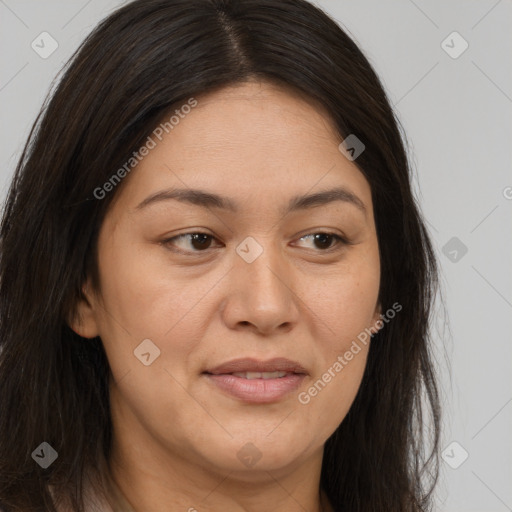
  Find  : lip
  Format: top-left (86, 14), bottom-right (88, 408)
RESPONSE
top-left (205, 357), bottom-right (308, 375)
top-left (203, 357), bottom-right (308, 404)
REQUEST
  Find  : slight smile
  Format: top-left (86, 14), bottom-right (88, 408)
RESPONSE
top-left (203, 357), bottom-right (308, 404)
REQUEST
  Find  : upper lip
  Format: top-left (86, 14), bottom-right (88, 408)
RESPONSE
top-left (204, 357), bottom-right (308, 375)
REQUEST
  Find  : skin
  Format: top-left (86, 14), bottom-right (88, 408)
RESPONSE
top-left (70, 80), bottom-right (381, 512)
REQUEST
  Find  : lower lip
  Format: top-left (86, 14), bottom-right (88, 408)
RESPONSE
top-left (204, 373), bottom-right (306, 404)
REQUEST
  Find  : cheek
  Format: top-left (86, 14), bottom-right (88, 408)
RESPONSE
top-left (298, 254), bottom-right (378, 421)
top-left (297, 344), bottom-right (369, 444)
top-left (95, 243), bottom-right (215, 442)
top-left (94, 237), bottom-right (229, 384)
top-left (296, 270), bottom-right (378, 435)
top-left (309, 259), bottom-right (380, 352)
top-left (96, 234), bottom-right (178, 332)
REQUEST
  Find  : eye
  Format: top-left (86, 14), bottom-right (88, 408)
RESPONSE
top-left (294, 232), bottom-right (348, 251)
top-left (162, 231), bottom-right (349, 255)
top-left (162, 232), bottom-right (220, 254)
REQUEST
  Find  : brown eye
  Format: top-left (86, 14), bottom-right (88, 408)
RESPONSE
top-left (296, 232), bottom-right (347, 251)
top-left (162, 233), bottom-right (219, 254)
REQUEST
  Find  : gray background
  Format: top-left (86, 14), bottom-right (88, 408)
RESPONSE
top-left (1, 1), bottom-right (511, 511)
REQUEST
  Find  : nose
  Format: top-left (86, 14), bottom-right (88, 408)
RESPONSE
top-left (220, 238), bottom-right (300, 336)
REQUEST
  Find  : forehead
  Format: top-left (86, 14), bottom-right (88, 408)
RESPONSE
top-left (180, 80), bottom-right (341, 147)
top-left (106, 80), bottom-right (373, 221)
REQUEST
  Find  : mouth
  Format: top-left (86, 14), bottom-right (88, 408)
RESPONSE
top-left (203, 358), bottom-right (308, 404)
top-left (229, 370), bottom-right (290, 379)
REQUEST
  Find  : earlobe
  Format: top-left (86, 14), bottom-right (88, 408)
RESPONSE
top-left (67, 281), bottom-right (100, 339)
top-left (369, 303), bottom-right (383, 335)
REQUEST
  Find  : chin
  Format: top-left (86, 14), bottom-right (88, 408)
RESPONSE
top-left (194, 433), bottom-right (315, 478)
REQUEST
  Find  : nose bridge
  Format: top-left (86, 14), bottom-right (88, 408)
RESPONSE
top-left (229, 234), bottom-right (296, 328)
top-left (235, 235), bottom-right (287, 294)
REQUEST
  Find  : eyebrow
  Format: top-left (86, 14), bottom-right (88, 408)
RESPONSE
top-left (134, 186), bottom-right (367, 217)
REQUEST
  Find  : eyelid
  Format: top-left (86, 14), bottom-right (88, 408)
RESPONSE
top-left (161, 232), bottom-right (222, 256)
top-left (161, 230), bottom-right (351, 255)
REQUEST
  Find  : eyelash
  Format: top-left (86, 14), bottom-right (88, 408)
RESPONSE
top-left (161, 231), bottom-right (350, 255)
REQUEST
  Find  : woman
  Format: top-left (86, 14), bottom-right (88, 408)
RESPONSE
top-left (0, 0), bottom-right (441, 510)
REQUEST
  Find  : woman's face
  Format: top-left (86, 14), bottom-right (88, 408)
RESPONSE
top-left (73, 81), bottom-right (381, 480)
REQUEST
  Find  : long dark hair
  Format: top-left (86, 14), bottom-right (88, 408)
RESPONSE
top-left (0, 0), bottom-right (441, 510)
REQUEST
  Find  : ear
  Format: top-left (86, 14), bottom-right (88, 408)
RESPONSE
top-left (369, 301), bottom-right (383, 336)
top-left (67, 279), bottom-right (100, 339)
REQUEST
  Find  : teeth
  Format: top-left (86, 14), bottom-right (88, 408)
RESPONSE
top-left (231, 371), bottom-right (288, 379)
